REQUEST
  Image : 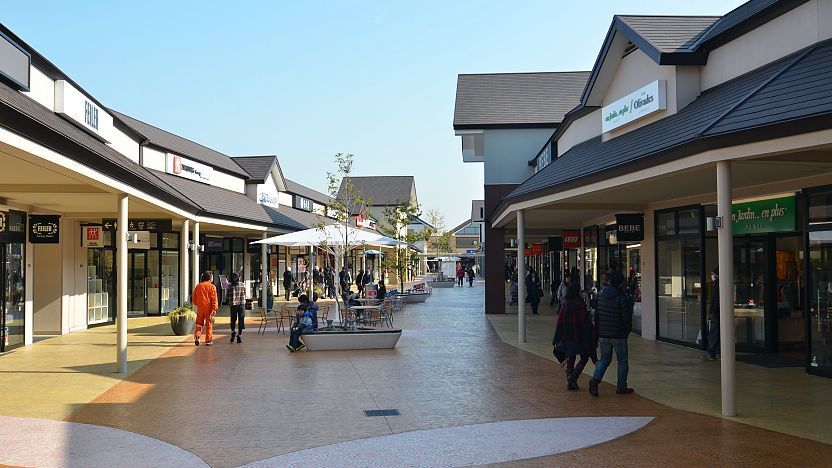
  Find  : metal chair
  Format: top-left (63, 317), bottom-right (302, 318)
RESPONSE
top-left (257, 307), bottom-right (281, 334)
top-left (379, 300), bottom-right (394, 328)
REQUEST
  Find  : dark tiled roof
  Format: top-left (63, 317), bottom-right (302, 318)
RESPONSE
top-left (453, 72), bottom-right (589, 128)
top-left (112, 110), bottom-right (248, 177)
top-left (450, 219), bottom-right (474, 234)
top-left (285, 178), bottom-right (333, 205)
top-left (231, 155), bottom-right (276, 183)
top-left (506, 39), bottom-right (832, 202)
top-left (278, 206), bottom-right (334, 229)
top-left (150, 170), bottom-right (305, 230)
top-left (617, 15), bottom-right (719, 53)
top-left (338, 176), bottom-right (416, 206)
top-left (0, 80), bottom-right (198, 213)
top-left (694, 0), bottom-right (808, 49)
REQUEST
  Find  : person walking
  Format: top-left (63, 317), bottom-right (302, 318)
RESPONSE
top-left (227, 272), bottom-right (246, 343)
top-left (557, 272), bottom-right (571, 309)
top-left (526, 270), bottom-right (543, 314)
top-left (355, 269), bottom-right (364, 298)
top-left (192, 270), bottom-right (219, 346)
top-left (589, 271), bottom-right (634, 396)
top-left (466, 266), bottom-right (475, 287)
top-left (553, 282), bottom-right (598, 390)
top-left (283, 267), bottom-right (294, 301)
top-left (702, 268), bottom-right (720, 361)
top-left (339, 266), bottom-right (349, 295)
top-left (456, 265), bottom-right (464, 287)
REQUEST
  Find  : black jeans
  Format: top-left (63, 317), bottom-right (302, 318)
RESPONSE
top-left (230, 305), bottom-right (245, 334)
top-left (284, 284), bottom-right (291, 301)
top-left (531, 301), bottom-right (539, 314)
top-left (707, 314), bottom-right (720, 356)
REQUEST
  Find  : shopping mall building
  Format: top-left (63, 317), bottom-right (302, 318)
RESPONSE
top-left (0, 23), bottom-right (349, 357)
top-left (455, 0), bottom-right (832, 398)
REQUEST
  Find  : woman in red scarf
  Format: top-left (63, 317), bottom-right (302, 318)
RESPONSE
top-left (553, 282), bottom-right (598, 390)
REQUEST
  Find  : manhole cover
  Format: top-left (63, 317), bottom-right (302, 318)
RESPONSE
top-left (364, 409), bottom-right (401, 417)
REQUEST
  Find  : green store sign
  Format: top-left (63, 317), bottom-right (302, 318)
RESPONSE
top-left (732, 196), bottom-right (795, 235)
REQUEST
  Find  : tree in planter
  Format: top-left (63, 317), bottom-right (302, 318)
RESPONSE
top-left (379, 201), bottom-right (430, 292)
top-left (425, 210), bottom-right (453, 276)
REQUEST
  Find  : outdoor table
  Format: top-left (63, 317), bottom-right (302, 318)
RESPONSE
top-left (349, 305), bottom-right (382, 324)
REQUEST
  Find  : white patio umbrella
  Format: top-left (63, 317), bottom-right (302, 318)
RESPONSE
top-left (251, 225), bottom-right (406, 322)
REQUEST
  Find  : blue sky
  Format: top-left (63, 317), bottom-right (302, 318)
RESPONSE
top-left (4, 0), bottom-right (744, 226)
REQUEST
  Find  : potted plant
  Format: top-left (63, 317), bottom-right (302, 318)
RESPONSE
top-left (168, 302), bottom-right (196, 336)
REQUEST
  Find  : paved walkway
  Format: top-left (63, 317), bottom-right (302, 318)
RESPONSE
top-left (0, 283), bottom-right (830, 466)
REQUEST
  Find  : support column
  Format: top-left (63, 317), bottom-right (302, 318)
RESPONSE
top-left (309, 245), bottom-right (315, 300)
top-left (180, 219), bottom-right (190, 304)
top-left (192, 221), bottom-right (200, 290)
top-left (717, 161), bottom-right (736, 417)
top-left (516, 210), bottom-right (526, 343)
top-left (117, 194), bottom-right (128, 374)
top-left (261, 232), bottom-right (268, 308)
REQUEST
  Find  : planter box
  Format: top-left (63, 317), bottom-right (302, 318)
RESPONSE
top-left (401, 293), bottom-right (429, 303)
top-left (169, 315), bottom-right (195, 336)
top-left (300, 328), bottom-right (402, 350)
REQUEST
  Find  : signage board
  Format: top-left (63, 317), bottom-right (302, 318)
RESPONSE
top-left (615, 214), bottom-right (644, 242)
top-left (54, 80), bottom-right (113, 142)
top-left (601, 80), bottom-right (666, 133)
top-left (583, 229), bottom-right (598, 247)
top-left (466, 249), bottom-right (478, 254)
top-left (354, 215), bottom-right (376, 229)
top-left (82, 225), bottom-right (104, 248)
top-left (0, 31), bottom-right (30, 91)
top-left (29, 215), bottom-right (60, 243)
top-left (531, 244), bottom-right (543, 255)
top-left (203, 236), bottom-right (224, 252)
top-left (548, 236), bottom-right (562, 251)
top-left (605, 224), bottom-right (618, 245)
top-left (129, 231), bottom-right (151, 249)
top-left (256, 184), bottom-right (279, 207)
top-left (732, 196), bottom-right (796, 235)
top-left (165, 153), bottom-right (213, 184)
top-left (562, 230), bottom-right (581, 249)
top-left (523, 248), bottom-right (531, 257)
top-left (102, 218), bottom-right (172, 232)
top-left (0, 211), bottom-right (26, 244)
top-left (293, 195), bottom-right (313, 212)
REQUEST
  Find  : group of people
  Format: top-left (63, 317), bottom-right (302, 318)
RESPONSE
top-left (191, 270), bottom-right (248, 346)
top-left (282, 266), bottom-right (340, 301)
top-left (455, 264), bottom-right (476, 287)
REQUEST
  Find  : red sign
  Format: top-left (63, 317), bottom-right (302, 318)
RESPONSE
top-left (562, 230), bottom-right (581, 248)
top-left (82, 226), bottom-right (104, 248)
top-left (172, 155), bottom-right (182, 174)
top-left (531, 244), bottom-right (543, 255)
top-left (523, 248), bottom-right (531, 257)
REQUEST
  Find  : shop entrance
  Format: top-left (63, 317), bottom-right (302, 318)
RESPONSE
top-left (733, 238), bottom-right (768, 351)
top-left (128, 251), bottom-right (148, 316)
top-left (0, 242), bottom-right (25, 351)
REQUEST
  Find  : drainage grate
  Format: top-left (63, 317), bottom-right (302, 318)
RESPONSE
top-left (364, 409), bottom-right (401, 417)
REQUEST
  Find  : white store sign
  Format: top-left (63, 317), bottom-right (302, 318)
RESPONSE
top-left (165, 153), bottom-right (213, 184)
top-left (601, 80), bottom-right (666, 133)
top-left (256, 184), bottom-right (279, 207)
top-left (54, 80), bottom-right (114, 142)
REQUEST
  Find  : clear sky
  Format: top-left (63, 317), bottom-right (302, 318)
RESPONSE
top-left (4, 0), bottom-right (744, 227)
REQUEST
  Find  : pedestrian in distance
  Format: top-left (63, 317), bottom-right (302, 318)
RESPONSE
top-left (553, 282), bottom-right (598, 390)
top-left (456, 265), bottom-right (464, 287)
top-left (339, 266), bottom-right (349, 295)
top-left (702, 268), bottom-right (721, 361)
top-left (192, 270), bottom-right (218, 346)
top-left (509, 273), bottom-right (519, 305)
top-left (283, 267), bottom-right (294, 301)
top-left (355, 268), bottom-right (364, 297)
top-left (466, 266), bottom-right (475, 287)
top-left (287, 293), bottom-right (318, 352)
top-left (227, 272), bottom-right (246, 343)
top-left (526, 270), bottom-right (543, 314)
top-left (589, 271), bottom-right (634, 396)
top-left (557, 272), bottom-right (572, 311)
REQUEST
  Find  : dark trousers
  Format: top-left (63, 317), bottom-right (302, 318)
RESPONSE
top-left (284, 284), bottom-right (291, 301)
top-left (531, 300), bottom-right (539, 314)
top-left (230, 305), bottom-right (245, 334)
top-left (457, 277), bottom-right (463, 286)
top-left (468, 276), bottom-right (473, 286)
top-left (566, 353), bottom-right (589, 375)
top-left (707, 314), bottom-right (720, 356)
top-left (289, 325), bottom-right (313, 348)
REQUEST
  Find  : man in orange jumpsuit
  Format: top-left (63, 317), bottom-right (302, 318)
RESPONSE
top-left (192, 270), bottom-right (219, 346)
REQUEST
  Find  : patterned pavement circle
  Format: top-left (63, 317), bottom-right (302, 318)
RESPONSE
top-left (241, 417), bottom-right (654, 467)
top-left (0, 416), bottom-right (208, 467)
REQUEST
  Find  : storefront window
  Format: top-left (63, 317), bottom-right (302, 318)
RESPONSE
top-left (3, 242), bottom-right (25, 349)
top-left (161, 251), bottom-right (179, 313)
top-left (87, 249), bottom-right (115, 325)
top-left (809, 231), bottom-right (832, 373)
top-left (625, 244), bottom-right (642, 334)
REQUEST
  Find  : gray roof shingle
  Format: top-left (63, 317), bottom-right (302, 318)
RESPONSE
top-left (617, 15), bottom-right (720, 53)
top-left (285, 178), bottom-right (333, 205)
top-left (338, 176), bottom-right (416, 206)
top-left (231, 155), bottom-right (276, 182)
top-left (453, 72), bottom-right (590, 128)
top-left (112, 110), bottom-right (248, 177)
top-left (506, 39), bottom-right (832, 202)
top-left (694, 0), bottom-right (807, 49)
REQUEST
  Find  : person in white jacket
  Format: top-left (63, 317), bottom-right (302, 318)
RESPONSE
top-left (557, 271), bottom-right (572, 311)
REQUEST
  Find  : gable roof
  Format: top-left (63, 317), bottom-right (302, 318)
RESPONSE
top-left (111, 110), bottom-right (248, 177)
top-left (501, 38), bottom-right (832, 207)
top-left (453, 72), bottom-right (589, 129)
top-left (285, 178), bottom-right (333, 205)
top-left (450, 219), bottom-right (477, 235)
top-left (338, 176), bottom-right (416, 206)
top-left (231, 155), bottom-right (277, 183)
top-left (617, 15), bottom-right (719, 54)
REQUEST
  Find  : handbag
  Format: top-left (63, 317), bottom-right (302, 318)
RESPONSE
top-left (244, 299), bottom-right (253, 311)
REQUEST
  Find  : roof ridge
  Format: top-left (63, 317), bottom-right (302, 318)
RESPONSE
top-left (457, 71), bottom-right (590, 77)
top-left (615, 14), bottom-right (721, 19)
top-left (113, 109), bottom-right (237, 159)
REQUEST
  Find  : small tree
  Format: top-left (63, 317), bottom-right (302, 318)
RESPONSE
top-left (380, 201), bottom-right (428, 291)
top-left (424, 210), bottom-right (452, 276)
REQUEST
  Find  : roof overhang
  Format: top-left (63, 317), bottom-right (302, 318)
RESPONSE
top-left (455, 129), bottom-right (484, 163)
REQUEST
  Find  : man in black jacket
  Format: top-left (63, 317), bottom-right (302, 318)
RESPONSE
top-left (589, 271), bottom-right (634, 396)
top-left (282, 268), bottom-right (294, 301)
top-left (702, 268), bottom-right (720, 360)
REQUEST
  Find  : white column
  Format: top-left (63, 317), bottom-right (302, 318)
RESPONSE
top-left (261, 232), bottom-right (268, 309)
top-left (308, 245), bottom-right (315, 300)
top-left (717, 161), bottom-right (736, 417)
top-left (180, 219), bottom-right (190, 304)
top-left (117, 195), bottom-right (128, 374)
top-left (192, 221), bottom-right (200, 290)
top-left (516, 210), bottom-right (526, 343)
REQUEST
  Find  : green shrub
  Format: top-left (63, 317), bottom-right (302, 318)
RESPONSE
top-left (167, 302), bottom-right (195, 319)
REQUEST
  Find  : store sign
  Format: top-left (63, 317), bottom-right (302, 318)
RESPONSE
top-left (732, 196), bottom-right (795, 235)
top-left (583, 229), bottom-right (597, 247)
top-left (615, 214), bottom-right (644, 242)
top-left (54, 80), bottom-right (114, 142)
top-left (354, 215), bottom-right (376, 229)
top-left (82, 225), bottom-right (104, 248)
top-left (256, 184), bottom-right (279, 207)
top-left (523, 248), bottom-right (531, 257)
top-left (562, 230), bottom-right (581, 249)
top-left (102, 218), bottom-right (172, 232)
top-left (0, 31), bottom-right (30, 91)
top-left (293, 195), bottom-right (313, 212)
top-left (203, 236), bottom-right (224, 252)
top-left (601, 80), bottom-right (666, 133)
top-left (129, 231), bottom-right (150, 249)
top-left (531, 244), bottom-right (543, 255)
top-left (0, 211), bottom-right (25, 243)
top-left (29, 215), bottom-right (60, 243)
top-left (165, 153), bottom-right (213, 184)
top-left (605, 224), bottom-right (618, 245)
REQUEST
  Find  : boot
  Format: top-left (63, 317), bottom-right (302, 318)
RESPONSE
top-left (230, 332), bottom-right (236, 343)
top-left (589, 378), bottom-right (600, 397)
top-left (567, 369), bottom-right (580, 390)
